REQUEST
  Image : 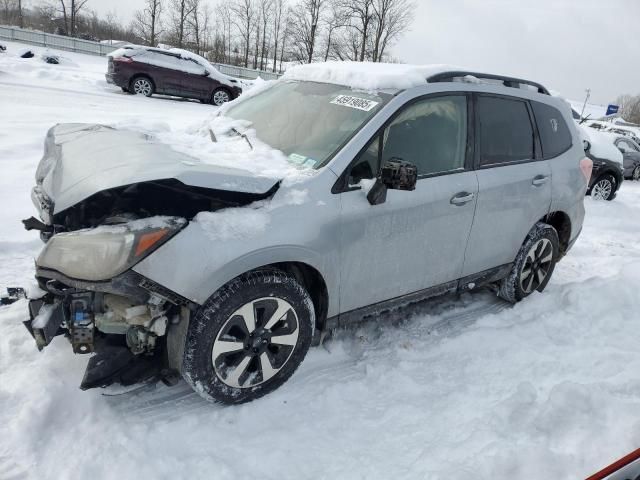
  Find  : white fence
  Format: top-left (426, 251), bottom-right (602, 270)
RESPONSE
top-left (0, 25), bottom-right (282, 80)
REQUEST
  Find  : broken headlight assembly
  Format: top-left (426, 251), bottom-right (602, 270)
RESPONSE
top-left (37, 217), bottom-right (187, 281)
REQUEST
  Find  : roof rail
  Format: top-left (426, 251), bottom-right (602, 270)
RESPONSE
top-left (427, 71), bottom-right (550, 95)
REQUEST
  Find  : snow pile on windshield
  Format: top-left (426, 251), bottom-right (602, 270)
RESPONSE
top-left (579, 126), bottom-right (623, 165)
top-left (109, 45), bottom-right (235, 88)
top-left (283, 61), bottom-right (458, 91)
top-left (116, 112), bottom-right (316, 182)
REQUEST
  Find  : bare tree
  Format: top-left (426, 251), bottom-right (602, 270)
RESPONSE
top-left (616, 94), bottom-right (640, 125)
top-left (338, 0), bottom-right (373, 61)
top-left (188, 0), bottom-right (211, 54)
top-left (289, 0), bottom-right (325, 63)
top-left (133, 0), bottom-right (163, 47)
top-left (230, 0), bottom-right (256, 68)
top-left (322, 0), bottom-right (346, 61)
top-left (168, 0), bottom-right (195, 47)
top-left (271, 0), bottom-right (286, 71)
top-left (370, 0), bottom-right (413, 62)
top-left (57, 0), bottom-right (90, 36)
top-left (258, 0), bottom-right (273, 70)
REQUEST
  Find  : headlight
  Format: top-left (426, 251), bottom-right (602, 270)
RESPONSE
top-left (37, 217), bottom-right (186, 281)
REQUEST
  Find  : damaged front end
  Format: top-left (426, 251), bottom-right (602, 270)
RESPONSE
top-left (21, 123), bottom-right (280, 390)
top-left (25, 217), bottom-right (194, 389)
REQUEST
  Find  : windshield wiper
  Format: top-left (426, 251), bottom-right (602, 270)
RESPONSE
top-left (231, 127), bottom-right (253, 150)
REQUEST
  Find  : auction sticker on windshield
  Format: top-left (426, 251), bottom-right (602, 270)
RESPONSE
top-left (331, 95), bottom-right (379, 112)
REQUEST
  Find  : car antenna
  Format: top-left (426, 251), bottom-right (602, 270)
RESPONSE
top-left (208, 128), bottom-right (217, 143)
top-left (231, 127), bottom-right (253, 150)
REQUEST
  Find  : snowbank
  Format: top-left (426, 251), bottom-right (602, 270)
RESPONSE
top-left (282, 61), bottom-right (459, 91)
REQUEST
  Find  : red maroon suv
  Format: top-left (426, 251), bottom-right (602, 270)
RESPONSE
top-left (106, 45), bottom-right (243, 106)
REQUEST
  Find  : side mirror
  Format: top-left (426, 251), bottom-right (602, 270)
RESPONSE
top-left (618, 146), bottom-right (626, 154)
top-left (583, 139), bottom-right (591, 152)
top-left (367, 158), bottom-right (418, 205)
top-left (202, 70), bottom-right (210, 77)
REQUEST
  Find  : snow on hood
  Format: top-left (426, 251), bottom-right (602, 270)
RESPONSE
top-left (36, 123), bottom-right (288, 215)
top-left (578, 125), bottom-right (623, 166)
top-left (282, 61), bottom-right (459, 91)
top-left (115, 107), bottom-right (316, 186)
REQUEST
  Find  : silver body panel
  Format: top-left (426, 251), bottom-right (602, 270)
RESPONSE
top-left (34, 80), bottom-right (587, 321)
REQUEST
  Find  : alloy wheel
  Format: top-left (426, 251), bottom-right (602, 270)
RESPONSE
top-left (592, 178), bottom-right (613, 200)
top-left (211, 297), bottom-right (299, 388)
top-left (633, 166), bottom-right (640, 181)
top-left (519, 238), bottom-right (554, 294)
top-left (212, 90), bottom-right (230, 106)
top-left (133, 78), bottom-right (152, 96)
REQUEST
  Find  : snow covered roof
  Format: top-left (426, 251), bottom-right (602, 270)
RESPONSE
top-left (282, 61), bottom-right (459, 91)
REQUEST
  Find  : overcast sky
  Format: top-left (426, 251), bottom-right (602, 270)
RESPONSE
top-left (87, 0), bottom-right (638, 105)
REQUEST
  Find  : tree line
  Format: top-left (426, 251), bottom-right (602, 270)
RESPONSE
top-left (0, 0), bottom-right (415, 72)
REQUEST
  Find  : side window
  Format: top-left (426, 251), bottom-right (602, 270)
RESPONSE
top-left (532, 101), bottom-right (573, 159)
top-left (478, 96), bottom-right (534, 166)
top-left (347, 95), bottom-right (467, 185)
top-left (625, 141), bottom-right (639, 152)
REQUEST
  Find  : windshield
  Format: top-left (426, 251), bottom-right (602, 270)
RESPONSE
top-left (224, 80), bottom-right (389, 169)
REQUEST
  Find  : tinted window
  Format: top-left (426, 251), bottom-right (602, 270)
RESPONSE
top-left (532, 101), bottom-right (573, 159)
top-left (478, 96), bottom-right (534, 165)
top-left (382, 96), bottom-right (467, 175)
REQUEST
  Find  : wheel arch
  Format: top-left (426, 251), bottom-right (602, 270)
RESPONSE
top-left (540, 211), bottom-right (572, 257)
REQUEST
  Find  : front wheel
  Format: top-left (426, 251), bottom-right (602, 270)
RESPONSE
top-left (211, 87), bottom-right (231, 106)
top-left (591, 174), bottom-right (616, 201)
top-left (499, 223), bottom-right (559, 303)
top-left (182, 270), bottom-right (314, 404)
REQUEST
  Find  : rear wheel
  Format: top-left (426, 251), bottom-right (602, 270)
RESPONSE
top-left (211, 87), bottom-right (231, 106)
top-left (130, 76), bottom-right (154, 97)
top-left (632, 166), bottom-right (640, 181)
top-left (182, 270), bottom-right (314, 404)
top-left (591, 174), bottom-right (616, 201)
top-left (499, 223), bottom-right (559, 303)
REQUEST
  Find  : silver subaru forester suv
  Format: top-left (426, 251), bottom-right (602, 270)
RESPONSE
top-left (23, 64), bottom-right (592, 403)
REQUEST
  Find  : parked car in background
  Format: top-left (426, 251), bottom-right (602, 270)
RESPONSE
top-left (580, 126), bottom-right (624, 201)
top-left (23, 65), bottom-right (590, 404)
top-left (614, 136), bottom-right (640, 181)
top-left (106, 45), bottom-right (242, 106)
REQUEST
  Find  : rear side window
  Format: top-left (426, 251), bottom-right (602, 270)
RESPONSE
top-left (478, 96), bottom-right (534, 166)
top-left (532, 101), bottom-right (573, 159)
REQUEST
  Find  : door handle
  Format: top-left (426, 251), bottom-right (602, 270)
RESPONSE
top-left (450, 192), bottom-right (475, 205)
top-left (532, 175), bottom-right (549, 186)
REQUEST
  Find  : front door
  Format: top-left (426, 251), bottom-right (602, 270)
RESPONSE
top-left (337, 94), bottom-right (478, 313)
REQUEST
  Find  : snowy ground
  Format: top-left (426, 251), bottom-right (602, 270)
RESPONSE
top-left (1, 42), bottom-right (640, 480)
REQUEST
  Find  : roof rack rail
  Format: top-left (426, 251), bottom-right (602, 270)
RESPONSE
top-left (427, 71), bottom-right (550, 95)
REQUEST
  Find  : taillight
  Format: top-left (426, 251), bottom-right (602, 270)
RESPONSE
top-left (580, 157), bottom-right (593, 182)
top-left (113, 56), bottom-right (133, 63)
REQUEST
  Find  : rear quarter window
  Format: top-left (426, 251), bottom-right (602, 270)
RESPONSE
top-left (532, 101), bottom-right (573, 159)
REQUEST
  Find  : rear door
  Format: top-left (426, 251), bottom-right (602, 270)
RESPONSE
top-left (462, 94), bottom-right (552, 277)
top-left (338, 94), bottom-right (479, 313)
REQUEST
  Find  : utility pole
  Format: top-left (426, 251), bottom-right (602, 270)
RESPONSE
top-left (580, 88), bottom-right (591, 120)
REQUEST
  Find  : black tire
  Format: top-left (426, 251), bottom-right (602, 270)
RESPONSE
top-left (211, 87), bottom-right (232, 106)
top-left (632, 166), bottom-right (640, 182)
top-left (498, 223), bottom-right (559, 303)
top-left (129, 76), bottom-right (154, 97)
top-left (182, 269), bottom-right (315, 404)
top-left (590, 173), bottom-right (616, 201)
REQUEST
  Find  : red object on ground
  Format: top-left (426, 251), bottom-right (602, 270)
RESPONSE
top-left (586, 448), bottom-right (640, 480)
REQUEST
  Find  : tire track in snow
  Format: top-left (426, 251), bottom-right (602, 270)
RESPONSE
top-left (104, 290), bottom-right (510, 420)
